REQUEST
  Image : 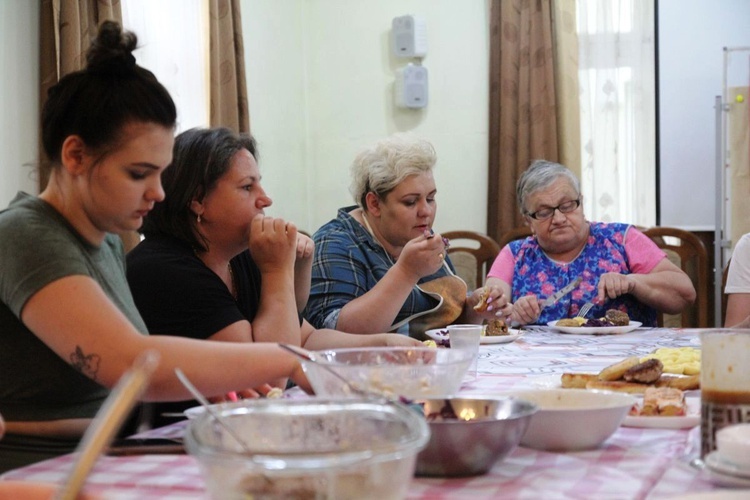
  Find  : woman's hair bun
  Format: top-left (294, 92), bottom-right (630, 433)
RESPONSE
top-left (86, 20), bottom-right (138, 76)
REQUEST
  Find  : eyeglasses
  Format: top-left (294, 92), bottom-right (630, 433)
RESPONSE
top-left (526, 199), bottom-right (581, 221)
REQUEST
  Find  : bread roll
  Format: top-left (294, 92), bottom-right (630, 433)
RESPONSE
top-left (598, 356), bottom-right (641, 381)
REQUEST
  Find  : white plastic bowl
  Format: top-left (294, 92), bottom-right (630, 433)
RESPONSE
top-left (716, 423), bottom-right (750, 469)
top-left (509, 389), bottom-right (635, 451)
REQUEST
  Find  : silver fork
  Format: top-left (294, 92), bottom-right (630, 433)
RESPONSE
top-left (576, 302), bottom-right (594, 318)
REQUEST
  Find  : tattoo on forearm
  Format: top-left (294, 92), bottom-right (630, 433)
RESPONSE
top-left (70, 345), bottom-right (101, 380)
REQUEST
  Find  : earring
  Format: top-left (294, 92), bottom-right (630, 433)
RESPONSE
top-left (197, 214), bottom-right (202, 223)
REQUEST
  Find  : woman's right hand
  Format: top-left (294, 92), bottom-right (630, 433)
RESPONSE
top-left (396, 230), bottom-right (447, 281)
top-left (510, 295), bottom-right (542, 325)
top-left (248, 215), bottom-right (297, 273)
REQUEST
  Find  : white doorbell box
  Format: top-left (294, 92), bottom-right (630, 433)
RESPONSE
top-left (391, 15), bottom-right (427, 58)
top-left (395, 63), bottom-right (428, 109)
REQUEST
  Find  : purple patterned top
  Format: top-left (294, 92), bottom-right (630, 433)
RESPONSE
top-left (489, 222), bottom-right (664, 326)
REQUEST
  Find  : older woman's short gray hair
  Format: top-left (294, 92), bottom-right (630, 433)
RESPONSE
top-left (516, 160), bottom-right (581, 214)
top-left (349, 134), bottom-right (437, 209)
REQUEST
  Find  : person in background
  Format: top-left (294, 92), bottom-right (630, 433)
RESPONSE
top-left (305, 134), bottom-right (500, 339)
top-left (723, 232), bottom-right (750, 327)
top-left (0, 21), bottom-right (309, 472)
top-left (485, 160), bottom-right (696, 326)
top-left (126, 127), bottom-right (422, 426)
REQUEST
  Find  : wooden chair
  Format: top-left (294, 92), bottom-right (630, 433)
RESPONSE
top-left (497, 226), bottom-right (533, 249)
top-left (442, 230), bottom-right (501, 290)
top-left (642, 227), bottom-right (709, 328)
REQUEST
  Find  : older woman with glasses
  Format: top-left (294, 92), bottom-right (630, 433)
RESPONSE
top-left (485, 160), bottom-right (696, 326)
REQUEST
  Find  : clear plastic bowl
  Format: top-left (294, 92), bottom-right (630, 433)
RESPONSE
top-left (301, 347), bottom-right (473, 399)
top-left (185, 398), bottom-right (430, 499)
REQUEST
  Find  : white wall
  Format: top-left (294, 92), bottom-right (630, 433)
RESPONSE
top-left (0, 0), bottom-right (39, 208)
top-left (241, 0), bottom-right (490, 235)
top-left (658, 0), bottom-right (750, 230)
top-left (5, 1), bottom-right (750, 237)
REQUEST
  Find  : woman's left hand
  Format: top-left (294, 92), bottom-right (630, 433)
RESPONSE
top-left (469, 285), bottom-right (511, 318)
top-left (597, 272), bottom-right (636, 301)
top-left (296, 232), bottom-right (314, 261)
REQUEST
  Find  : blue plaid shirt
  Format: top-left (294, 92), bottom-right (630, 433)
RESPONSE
top-left (304, 206), bottom-right (456, 333)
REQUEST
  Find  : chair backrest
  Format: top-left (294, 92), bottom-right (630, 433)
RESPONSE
top-left (442, 230), bottom-right (501, 290)
top-left (641, 226), bottom-right (709, 328)
top-left (497, 226), bottom-right (533, 249)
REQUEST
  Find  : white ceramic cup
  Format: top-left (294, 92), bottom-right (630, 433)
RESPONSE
top-left (700, 329), bottom-right (750, 458)
top-left (448, 324), bottom-right (482, 381)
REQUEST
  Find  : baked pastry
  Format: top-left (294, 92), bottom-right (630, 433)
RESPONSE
top-left (605, 309), bottom-right (630, 326)
top-left (638, 387), bottom-right (686, 416)
top-left (473, 288), bottom-right (489, 312)
top-left (485, 318), bottom-right (509, 336)
top-left (561, 372), bottom-right (599, 389)
top-left (655, 374), bottom-right (700, 391)
top-left (586, 379), bottom-right (652, 394)
top-left (598, 356), bottom-right (641, 381)
top-left (623, 359), bottom-right (664, 384)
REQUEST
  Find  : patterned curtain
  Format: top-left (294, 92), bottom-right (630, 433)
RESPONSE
top-left (209, 0), bottom-right (250, 133)
top-left (551, 0), bottom-right (581, 178)
top-left (487, 0), bottom-right (560, 243)
top-left (39, 0), bottom-right (122, 191)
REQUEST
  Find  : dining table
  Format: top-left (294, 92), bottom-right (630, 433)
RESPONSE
top-left (0, 327), bottom-right (738, 499)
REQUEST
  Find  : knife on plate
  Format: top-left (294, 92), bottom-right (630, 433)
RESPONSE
top-left (540, 276), bottom-right (582, 309)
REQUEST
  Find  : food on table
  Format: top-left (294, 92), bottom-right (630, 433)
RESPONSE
top-left (266, 387), bottom-right (283, 399)
top-left (560, 352), bottom-right (701, 393)
top-left (557, 317), bottom-right (586, 327)
top-left (560, 372), bottom-right (599, 389)
top-left (423, 340), bottom-right (438, 348)
top-left (484, 318), bottom-right (509, 336)
top-left (655, 374), bottom-right (700, 391)
top-left (623, 358), bottom-right (664, 384)
top-left (628, 387), bottom-right (687, 417)
top-left (555, 309), bottom-right (631, 328)
top-left (473, 287), bottom-right (490, 312)
top-left (605, 309), bottom-right (630, 326)
top-left (425, 400), bottom-right (460, 421)
top-left (586, 379), bottom-right (652, 394)
top-left (598, 356), bottom-right (641, 381)
top-left (640, 347), bottom-right (700, 375)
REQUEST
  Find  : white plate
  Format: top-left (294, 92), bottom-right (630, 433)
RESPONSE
top-left (702, 452), bottom-right (750, 488)
top-left (622, 396), bottom-right (700, 429)
top-left (705, 451), bottom-right (750, 479)
top-left (424, 328), bottom-right (523, 345)
top-left (547, 320), bottom-right (642, 335)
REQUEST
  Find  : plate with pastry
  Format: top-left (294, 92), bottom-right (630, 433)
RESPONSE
top-left (547, 320), bottom-right (642, 335)
top-left (622, 388), bottom-right (700, 429)
top-left (548, 309), bottom-right (641, 334)
top-left (425, 320), bottom-right (523, 345)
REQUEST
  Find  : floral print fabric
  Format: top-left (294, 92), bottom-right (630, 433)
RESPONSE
top-left (509, 222), bottom-right (658, 326)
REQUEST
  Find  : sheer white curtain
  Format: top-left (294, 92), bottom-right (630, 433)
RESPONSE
top-left (122, 0), bottom-right (209, 133)
top-left (577, 0), bottom-right (655, 227)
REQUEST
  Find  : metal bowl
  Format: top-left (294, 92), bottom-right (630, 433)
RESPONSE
top-left (414, 397), bottom-right (538, 477)
top-left (301, 347), bottom-right (473, 400)
top-left (185, 398), bottom-right (430, 499)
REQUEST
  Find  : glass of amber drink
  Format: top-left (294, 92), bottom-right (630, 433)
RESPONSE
top-left (700, 329), bottom-right (750, 457)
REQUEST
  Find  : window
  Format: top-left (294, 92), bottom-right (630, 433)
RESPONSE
top-left (577, 0), bottom-right (656, 227)
top-left (122, 0), bottom-right (210, 133)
